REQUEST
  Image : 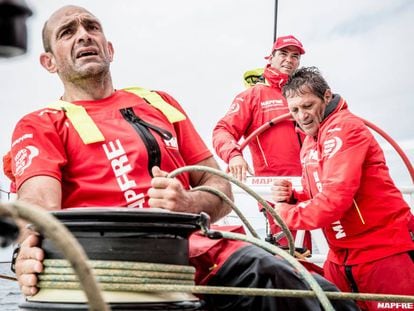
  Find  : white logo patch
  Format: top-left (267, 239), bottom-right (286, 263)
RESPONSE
top-left (38, 109), bottom-right (59, 117)
top-left (12, 133), bottom-right (33, 147)
top-left (15, 145), bottom-right (39, 176)
top-left (331, 220), bottom-right (346, 239)
top-left (327, 127), bottom-right (341, 133)
top-left (323, 137), bottom-right (342, 158)
top-left (297, 201), bottom-right (310, 209)
top-left (226, 102), bottom-right (240, 115)
top-left (164, 137), bottom-right (178, 150)
top-left (260, 99), bottom-right (284, 108)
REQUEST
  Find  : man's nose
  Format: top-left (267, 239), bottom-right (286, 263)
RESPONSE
top-left (298, 109), bottom-right (308, 120)
top-left (76, 27), bottom-right (91, 43)
top-left (286, 54), bottom-right (295, 63)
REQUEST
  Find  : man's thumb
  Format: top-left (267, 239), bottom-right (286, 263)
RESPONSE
top-left (151, 166), bottom-right (168, 177)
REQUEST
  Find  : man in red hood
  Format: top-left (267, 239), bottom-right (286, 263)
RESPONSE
top-left (272, 66), bottom-right (414, 311)
top-left (212, 35), bottom-right (309, 247)
top-left (213, 35), bottom-right (305, 181)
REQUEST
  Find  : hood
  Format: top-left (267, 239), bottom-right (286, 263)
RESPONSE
top-left (322, 94), bottom-right (348, 122)
top-left (294, 94), bottom-right (348, 136)
top-left (242, 65), bottom-right (289, 90)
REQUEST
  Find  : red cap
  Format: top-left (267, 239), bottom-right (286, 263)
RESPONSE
top-left (265, 35), bottom-right (305, 59)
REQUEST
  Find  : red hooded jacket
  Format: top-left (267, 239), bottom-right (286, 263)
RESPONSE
top-left (212, 66), bottom-right (303, 176)
top-left (278, 95), bottom-right (414, 265)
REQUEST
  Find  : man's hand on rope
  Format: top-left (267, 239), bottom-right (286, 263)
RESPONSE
top-left (271, 179), bottom-right (293, 203)
top-left (228, 155), bottom-right (253, 182)
top-left (148, 166), bottom-right (194, 214)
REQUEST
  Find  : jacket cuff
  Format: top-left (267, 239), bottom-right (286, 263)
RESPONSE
top-left (227, 150), bottom-right (243, 163)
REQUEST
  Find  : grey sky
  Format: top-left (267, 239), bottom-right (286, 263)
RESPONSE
top-left (0, 0), bottom-right (413, 192)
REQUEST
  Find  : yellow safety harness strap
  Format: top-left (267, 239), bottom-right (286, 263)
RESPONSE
top-left (46, 87), bottom-right (185, 145)
top-left (48, 100), bottom-right (105, 144)
top-left (123, 87), bottom-right (186, 123)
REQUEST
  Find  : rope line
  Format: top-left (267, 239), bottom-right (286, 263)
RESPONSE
top-left (0, 274), bottom-right (17, 281)
top-left (44, 259), bottom-right (195, 273)
top-left (168, 165), bottom-right (295, 256)
top-left (191, 185), bottom-right (260, 238)
top-left (1, 164), bottom-right (412, 309)
top-left (37, 260), bottom-right (414, 303)
top-left (43, 267), bottom-right (194, 280)
top-left (37, 281), bottom-right (414, 303)
top-left (0, 202), bottom-right (110, 311)
top-left (41, 259), bottom-right (195, 286)
top-left (168, 165), bottom-right (334, 311)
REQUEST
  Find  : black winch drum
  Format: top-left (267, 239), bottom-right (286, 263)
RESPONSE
top-left (19, 207), bottom-right (206, 311)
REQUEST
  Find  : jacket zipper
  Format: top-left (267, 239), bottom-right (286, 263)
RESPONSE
top-left (344, 264), bottom-right (359, 293)
top-left (120, 107), bottom-right (172, 176)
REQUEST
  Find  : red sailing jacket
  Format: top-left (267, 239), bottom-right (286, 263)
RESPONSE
top-left (278, 95), bottom-right (414, 265)
top-left (212, 66), bottom-right (303, 176)
top-left (9, 89), bottom-right (245, 285)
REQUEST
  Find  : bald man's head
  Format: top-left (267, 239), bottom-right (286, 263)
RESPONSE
top-left (42, 5), bottom-right (95, 52)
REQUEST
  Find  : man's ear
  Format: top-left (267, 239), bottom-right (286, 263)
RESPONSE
top-left (40, 52), bottom-right (57, 73)
top-left (107, 41), bottom-right (114, 62)
top-left (324, 89), bottom-right (332, 104)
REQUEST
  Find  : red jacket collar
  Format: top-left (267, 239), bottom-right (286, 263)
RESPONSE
top-left (263, 65), bottom-right (289, 90)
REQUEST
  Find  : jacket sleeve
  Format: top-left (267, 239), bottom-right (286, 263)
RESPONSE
top-left (278, 116), bottom-right (372, 230)
top-left (212, 90), bottom-right (254, 163)
top-left (11, 111), bottom-right (68, 190)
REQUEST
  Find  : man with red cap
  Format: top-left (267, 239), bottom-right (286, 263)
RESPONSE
top-left (212, 35), bottom-right (308, 247)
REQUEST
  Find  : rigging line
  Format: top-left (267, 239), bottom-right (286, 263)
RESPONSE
top-left (273, 0), bottom-right (279, 42)
top-left (0, 274), bottom-right (17, 281)
top-left (168, 165), bottom-right (295, 256)
top-left (0, 188), bottom-right (11, 201)
top-left (0, 201), bottom-right (110, 311)
top-left (37, 282), bottom-right (414, 303)
top-left (239, 114), bottom-right (414, 183)
top-left (167, 166), bottom-right (336, 309)
top-left (191, 185), bottom-right (260, 238)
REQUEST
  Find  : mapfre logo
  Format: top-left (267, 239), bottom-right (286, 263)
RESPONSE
top-left (260, 99), bottom-right (284, 108)
top-left (282, 38), bottom-right (300, 45)
top-left (14, 146), bottom-right (39, 176)
top-left (11, 133), bottom-right (33, 147)
top-left (377, 302), bottom-right (414, 310)
top-left (323, 137), bottom-right (342, 158)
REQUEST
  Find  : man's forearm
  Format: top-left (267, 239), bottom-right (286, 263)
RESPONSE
top-left (189, 157), bottom-right (233, 223)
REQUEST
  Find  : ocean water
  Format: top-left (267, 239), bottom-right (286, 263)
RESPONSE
top-left (0, 263), bottom-right (22, 311)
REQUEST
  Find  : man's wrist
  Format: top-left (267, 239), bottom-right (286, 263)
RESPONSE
top-left (289, 191), bottom-right (298, 204)
top-left (10, 243), bottom-right (21, 273)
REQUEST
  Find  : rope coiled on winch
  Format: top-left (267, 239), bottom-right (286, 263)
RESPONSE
top-left (37, 259), bottom-right (414, 304)
top-left (2, 166), bottom-right (413, 311)
top-left (38, 259), bottom-right (195, 290)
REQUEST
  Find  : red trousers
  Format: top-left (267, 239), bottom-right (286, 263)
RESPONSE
top-left (324, 251), bottom-right (414, 311)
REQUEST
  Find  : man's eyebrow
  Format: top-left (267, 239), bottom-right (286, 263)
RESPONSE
top-left (83, 17), bottom-right (101, 25)
top-left (54, 16), bottom-right (101, 40)
top-left (55, 20), bottom-right (77, 39)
